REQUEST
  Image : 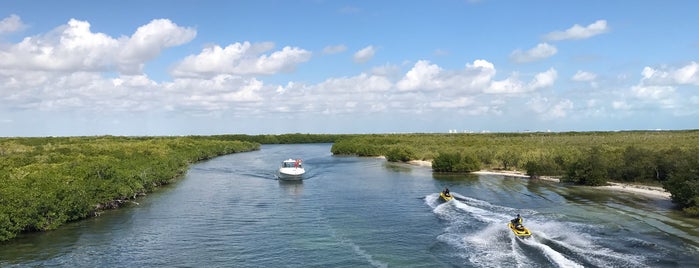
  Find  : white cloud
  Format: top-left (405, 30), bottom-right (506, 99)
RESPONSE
top-left (275, 73), bottom-right (393, 115)
top-left (430, 97), bottom-right (473, 108)
top-left (353, 45), bottom-right (376, 63)
top-left (487, 76), bottom-right (525, 94)
top-left (395, 59), bottom-right (497, 93)
top-left (631, 85), bottom-right (675, 100)
top-left (529, 68), bottom-right (557, 89)
top-left (632, 62), bottom-right (699, 99)
top-left (544, 20), bottom-right (609, 41)
top-left (316, 73), bottom-right (392, 94)
top-left (465, 60), bottom-right (497, 88)
top-left (396, 60), bottom-right (443, 91)
top-left (572, 70), bottom-right (597, 81)
top-left (612, 101), bottom-right (632, 110)
top-left (510, 43), bottom-right (557, 63)
top-left (0, 14), bottom-right (26, 34)
top-left (171, 42), bottom-right (311, 77)
top-left (672, 62), bottom-right (699, 85)
top-left (0, 18), bottom-right (195, 74)
top-left (549, 99), bottom-right (574, 119)
top-left (485, 68), bottom-right (556, 94)
top-left (618, 62), bottom-right (699, 114)
top-left (258, 46), bottom-right (312, 73)
top-left (322, 44), bottom-right (347, 54)
top-left (118, 19), bottom-right (196, 74)
top-left (527, 97), bottom-right (573, 119)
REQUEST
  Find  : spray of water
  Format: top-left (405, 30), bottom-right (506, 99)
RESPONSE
top-left (425, 192), bottom-right (646, 267)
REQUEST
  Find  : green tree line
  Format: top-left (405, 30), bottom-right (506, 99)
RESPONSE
top-left (0, 136), bottom-right (259, 241)
top-left (330, 131), bottom-right (699, 216)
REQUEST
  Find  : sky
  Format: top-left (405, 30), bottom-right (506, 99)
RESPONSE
top-left (1, 0), bottom-right (698, 136)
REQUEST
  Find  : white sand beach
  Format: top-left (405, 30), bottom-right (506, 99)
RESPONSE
top-left (599, 182), bottom-right (671, 199)
top-left (403, 159), bottom-right (671, 200)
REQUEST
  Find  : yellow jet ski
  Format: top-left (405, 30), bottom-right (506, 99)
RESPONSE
top-left (508, 222), bottom-right (532, 237)
top-left (440, 191), bottom-right (453, 202)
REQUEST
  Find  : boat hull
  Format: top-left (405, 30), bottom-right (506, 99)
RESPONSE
top-left (440, 192), bottom-right (453, 202)
top-left (278, 168), bottom-right (305, 181)
top-left (508, 222), bottom-right (532, 237)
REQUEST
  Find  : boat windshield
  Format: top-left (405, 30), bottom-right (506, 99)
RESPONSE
top-left (282, 161), bottom-right (302, 168)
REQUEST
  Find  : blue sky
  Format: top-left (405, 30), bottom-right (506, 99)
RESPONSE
top-left (1, 0), bottom-right (698, 136)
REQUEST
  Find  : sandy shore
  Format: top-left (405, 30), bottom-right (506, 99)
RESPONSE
top-left (407, 159), bottom-right (432, 167)
top-left (402, 159), bottom-right (670, 199)
top-left (599, 182), bottom-right (671, 199)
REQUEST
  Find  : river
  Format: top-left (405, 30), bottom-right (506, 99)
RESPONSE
top-left (1, 144), bottom-right (698, 267)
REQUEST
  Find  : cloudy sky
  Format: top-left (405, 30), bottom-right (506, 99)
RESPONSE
top-left (1, 1), bottom-right (698, 136)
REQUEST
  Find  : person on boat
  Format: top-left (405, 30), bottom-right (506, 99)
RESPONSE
top-left (443, 187), bottom-right (451, 197)
top-left (511, 214), bottom-right (524, 230)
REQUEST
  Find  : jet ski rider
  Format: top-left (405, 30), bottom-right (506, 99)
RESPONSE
top-left (511, 214), bottom-right (524, 230)
top-left (443, 187), bottom-right (451, 197)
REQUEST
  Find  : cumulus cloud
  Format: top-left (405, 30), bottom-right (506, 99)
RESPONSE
top-left (322, 44), bottom-right (347, 54)
top-left (272, 73), bottom-right (394, 115)
top-left (529, 68), bottom-right (558, 89)
top-left (631, 85), bottom-right (675, 100)
top-left (618, 62), bottom-right (699, 113)
top-left (629, 62), bottom-right (699, 104)
top-left (395, 59), bottom-right (498, 93)
top-left (396, 60), bottom-right (443, 91)
top-left (544, 20), bottom-right (609, 41)
top-left (527, 97), bottom-right (574, 119)
top-left (165, 75), bottom-right (266, 113)
top-left (486, 76), bottom-right (524, 94)
top-left (0, 18), bottom-right (195, 74)
top-left (673, 62), bottom-right (699, 85)
top-left (353, 45), bottom-right (376, 63)
top-left (612, 101), bottom-right (632, 110)
top-left (118, 19), bottom-right (197, 74)
top-left (0, 70), bottom-right (161, 112)
top-left (510, 43), bottom-right (557, 63)
top-left (316, 73), bottom-right (392, 94)
top-left (430, 97), bottom-right (474, 108)
top-left (485, 68), bottom-right (557, 94)
top-left (572, 70), bottom-right (597, 81)
top-left (0, 14), bottom-right (26, 34)
top-left (171, 42), bottom-right (311, 78)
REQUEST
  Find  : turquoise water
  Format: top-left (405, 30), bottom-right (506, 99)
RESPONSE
top-left (1, 144), bottom-right (698, 267)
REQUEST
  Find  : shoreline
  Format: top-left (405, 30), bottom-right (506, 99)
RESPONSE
top-left (404, 159), bottom-right (670, 200)
top-left (599, 182), bottom-right (671, 199)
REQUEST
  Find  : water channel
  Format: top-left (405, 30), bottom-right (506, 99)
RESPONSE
top-left (1, 144), bottom-right (698, 267)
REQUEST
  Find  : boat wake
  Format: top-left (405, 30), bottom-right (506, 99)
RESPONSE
top-left (425, 193), bottom-right (646, 267)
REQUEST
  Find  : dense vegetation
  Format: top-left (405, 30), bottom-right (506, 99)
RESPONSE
top-left (0, 136), bottom-right (259, 241)
top-left (2, 131), bottom-right (697, 242)
top-left (330, 131), bottom-right (699, 216)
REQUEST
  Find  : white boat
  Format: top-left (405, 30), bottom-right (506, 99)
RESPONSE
top-left (278, 159), bottom-right (305, 180)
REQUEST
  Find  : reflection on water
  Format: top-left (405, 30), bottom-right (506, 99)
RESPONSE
top-left (278, 180), bottom-right (303, 197)
top-left (431, 172), bottom-right (480, 183)
top-left (382, 162), bottom-right (413, 173)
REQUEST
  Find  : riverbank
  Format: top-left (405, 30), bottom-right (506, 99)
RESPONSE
top-left (405, 159), bottom-right (671, 200)
top-left (0, 136), bottom-right (260, 242)
top-left (600, 182), bottom-right (671, 199)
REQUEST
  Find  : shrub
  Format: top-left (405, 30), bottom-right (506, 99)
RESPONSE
top-left (385, 146), bottom-right (416, 162)
top-left (432, 151), bottom-right (480, 173)
top-left (563, 147), bottom-right (608, 186)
